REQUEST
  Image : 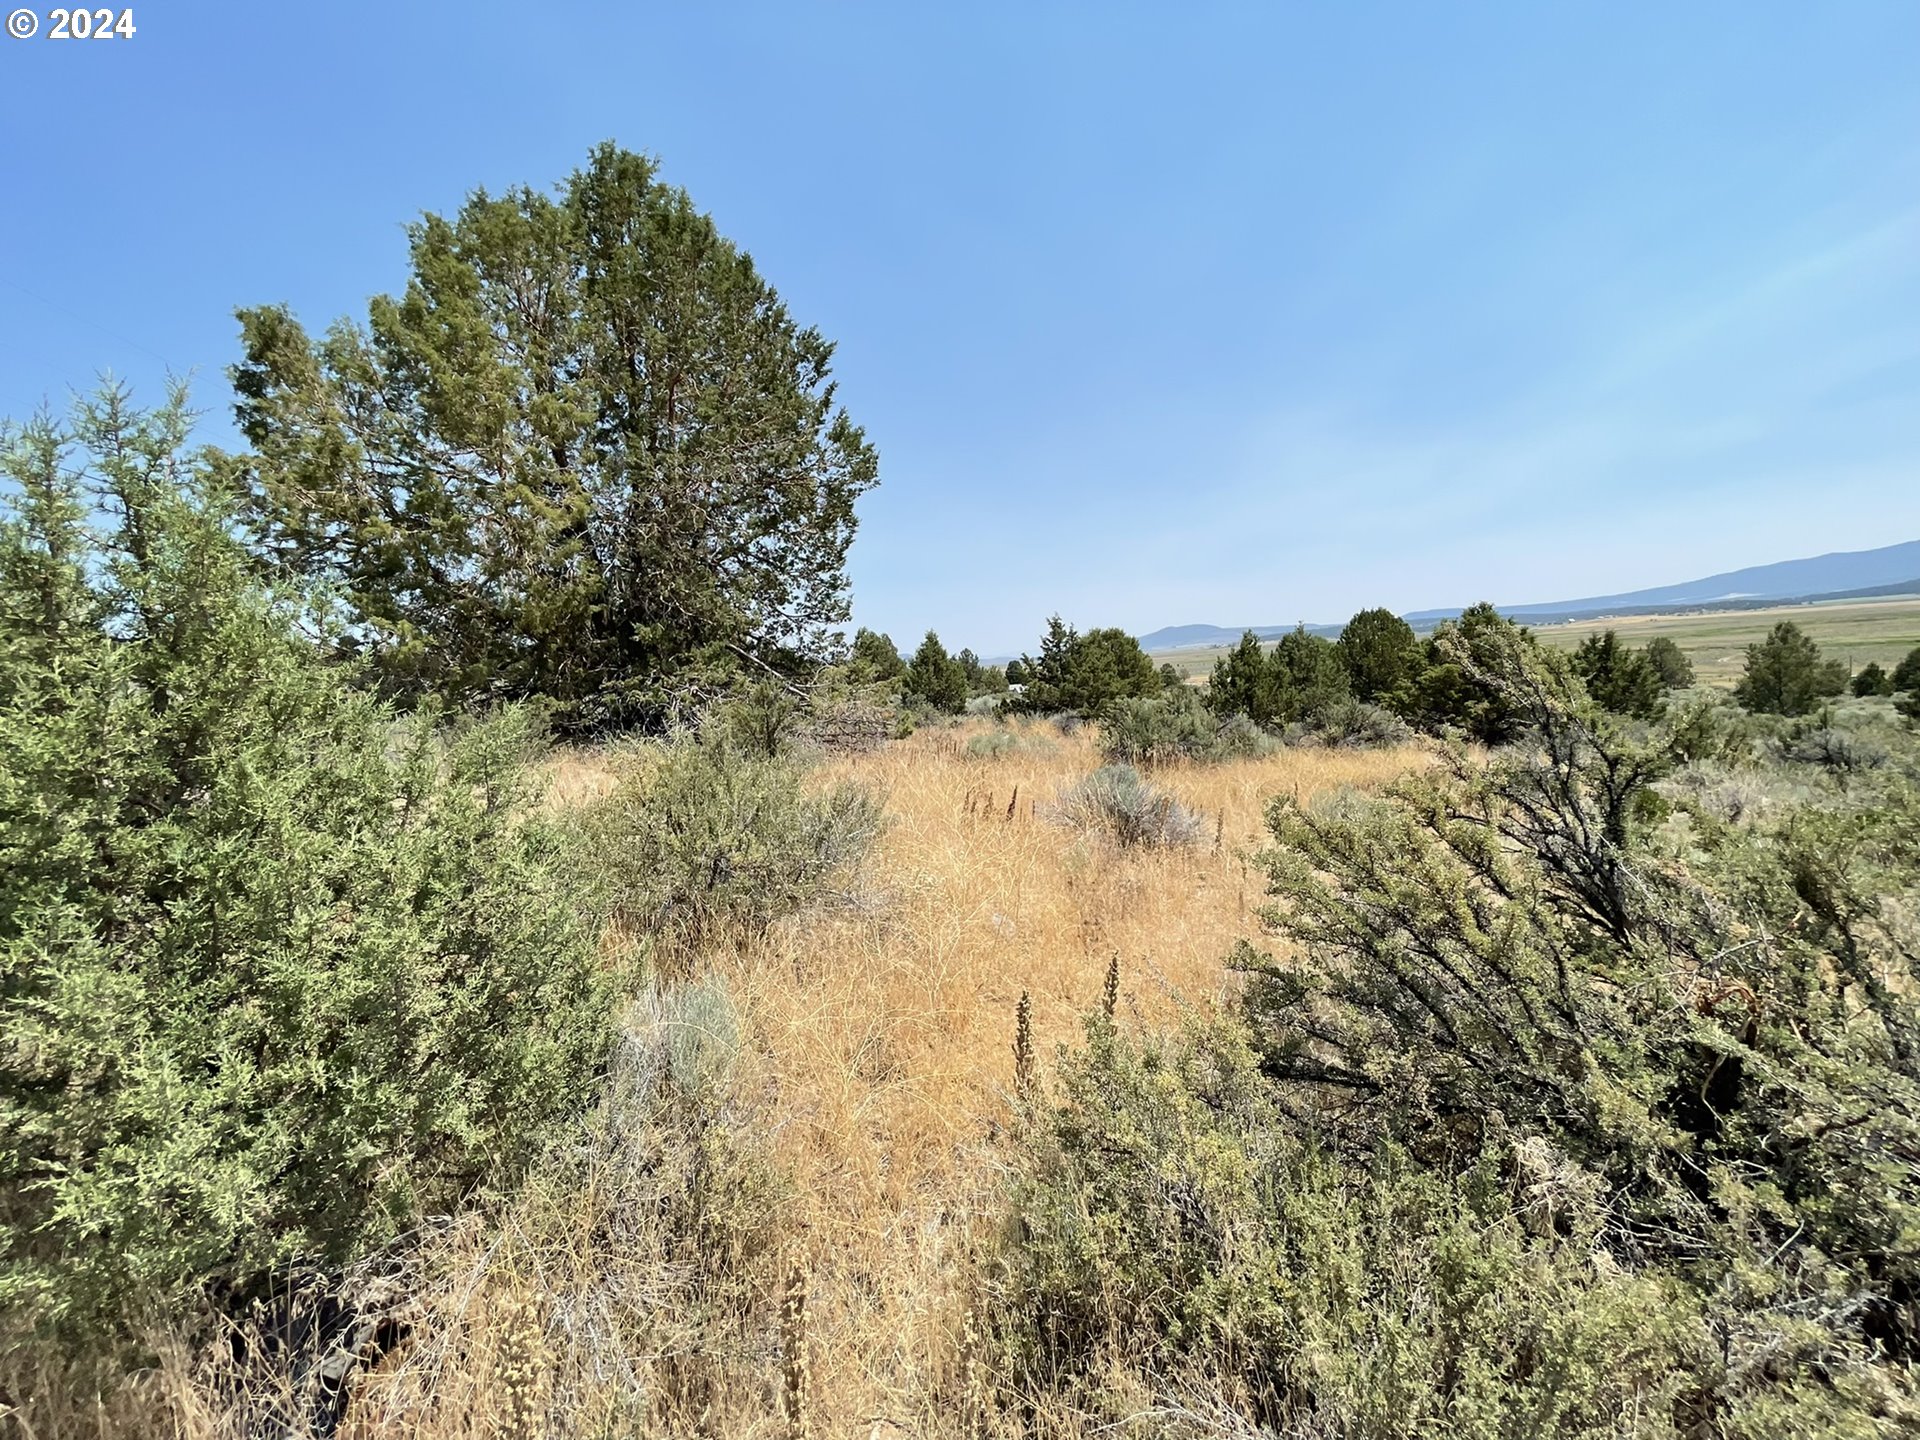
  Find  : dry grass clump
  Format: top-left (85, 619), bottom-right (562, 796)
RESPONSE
top-left (340, 976), bottom-right (790, 1438)
top-left (1050, 763), bottom-right (1207, 847)
top-left (699, 719), bottom-right (1422, 1435)
top-left (963, 727), bottom-right (1056, 761)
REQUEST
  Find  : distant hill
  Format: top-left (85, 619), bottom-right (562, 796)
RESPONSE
top-left (1138, 621), bottom-right (1344, 652)
top-left (1136, 623), bottom-right (1294, 651)
top-left (1403, 539), bottom-right (1920, 624)
top-left (1135, 539), bottom-right (1920, 651)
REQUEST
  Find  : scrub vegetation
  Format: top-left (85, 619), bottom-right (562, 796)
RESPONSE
top-left (6, 147), bottom-right (1919, 1437)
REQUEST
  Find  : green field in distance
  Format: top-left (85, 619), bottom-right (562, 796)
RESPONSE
top-left (1156, 595), bottom-right (1920, 688)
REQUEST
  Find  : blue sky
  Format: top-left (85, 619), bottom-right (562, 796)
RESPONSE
top-left (5, 3), bottom-right (1918, 656)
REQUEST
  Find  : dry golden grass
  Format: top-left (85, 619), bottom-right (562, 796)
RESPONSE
top-left (18, 720), bottom-right (1420, 1439)
top-left (703, 719), bottom-right (1421, 1435)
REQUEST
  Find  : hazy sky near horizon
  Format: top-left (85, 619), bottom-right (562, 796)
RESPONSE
top-left (5, 3), bottom-right (1918, 655)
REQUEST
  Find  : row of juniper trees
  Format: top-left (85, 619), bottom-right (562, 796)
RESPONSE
top-left (863, 601), bottom-right (1920, 733)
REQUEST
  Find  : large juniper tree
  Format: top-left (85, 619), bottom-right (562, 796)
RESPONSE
top-left (1208, 630), bottom-right (1283, 727)
top-left (1013, 616), bottom-right (1160, 715)
top-left (848, 626), bottom-right (906, 683)
top-left (1571, 628), bottom-right (1662, 717)
top-left (229, 143), bottom-right (879, 730)
top-left (1643, 635), bottom-right (1694, 690)
top-left (1269, 624), bottom-right (1350, 719)
top-left (904, 630), bottom-right (968, 713)
top-left (1734, 621), bottom-right (1848, 716)
top-left (1336, 606), bottom-right (1420, 707)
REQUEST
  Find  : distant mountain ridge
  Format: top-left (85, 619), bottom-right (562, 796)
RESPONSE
top-left (1136, 621), bottom-right (1344, 652)
top-left (1136, 538), bottom-right (1920, 652)
top-left (1134, 623), bottom-right (1293, 651)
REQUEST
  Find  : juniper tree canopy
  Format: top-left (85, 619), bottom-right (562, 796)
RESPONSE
top-left (904, 630), bottom-right (968, 712)
top-left (1572, 628), bottom-right (1662, 717)
top-left (1643, 635), bottom-right (1694, 690)
top-left (1015, 617), bottom-right (1160, 715)
top-left (1735, 621), bottom-right (1848, 716)
top-left (230, 143), bottom-right (878, 730)
top-left (1336, 607), bottom-right (1421, 706)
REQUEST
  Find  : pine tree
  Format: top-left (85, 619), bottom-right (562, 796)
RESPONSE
top-left (1208, 630), bottom-right (1283, 728)
top-left (229, 143), bottom-right (879, 730)
top-left (1572, 630), bottom-right (1662, 717)
top-left (1337, 607), bottom-right (1420, 707)
top-left (1643, 635), bottom-right (1694, 690)
top-left (1735, 622), bottom-right (1848, 716)
top-left (904, 630), bottom-right (967, 712)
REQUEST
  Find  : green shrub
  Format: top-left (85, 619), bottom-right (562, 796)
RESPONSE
top-left (989, 1013), bottom-right (1706, 1436)
top-left (965, 727), bottom-right (1056, 761)
top-left (1893, 646), bottom-right (1920, 693)
top-left (713, 674), bottom-right (898, 758)
top-left (1289, 696), bottom-right (1411, 748)
top-left (1, 388), bottom-right (611, 1342)
top-left (1239, 618), bottom-right (1920, 1425)
top-left (1212, 711), bottom-right (1279, 759)
top-left (1051, 765), bottom-right (1204, 848)
top-left (573, 725), bottom-right (883, 955)
top-left (1851, 660), bottom-right (1894, 698)
top-left (1778, 718), bottom-right (1889, 780)
top-left (1664, 693), bottom-right (1768, 768)
top-left (1102, 691), bottom-right (1213, 765)
top-left (991, 620), bottom-right (1920, 1433)
top-left (1101, 688), bottom-right (1278, 766)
